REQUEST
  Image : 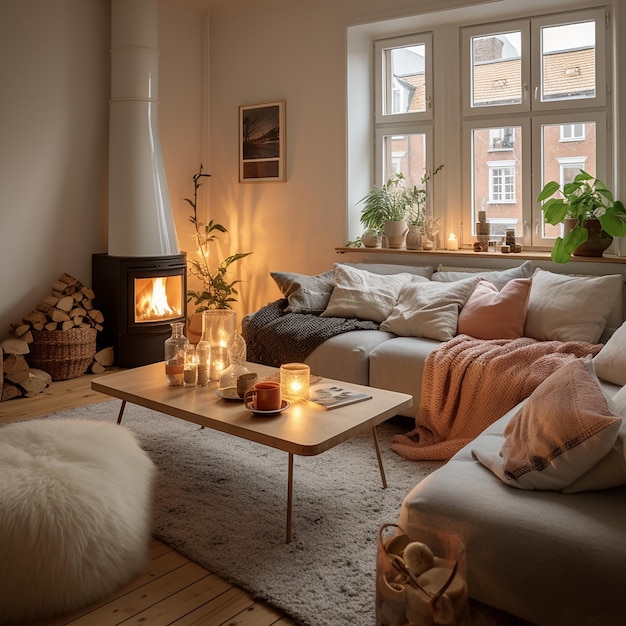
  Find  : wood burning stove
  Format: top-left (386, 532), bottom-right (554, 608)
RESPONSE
top-left (92, 253), bottom-right (186, 367)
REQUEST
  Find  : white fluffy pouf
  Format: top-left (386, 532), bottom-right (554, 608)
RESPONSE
top-left (0, 418), bottom-right (156, 624)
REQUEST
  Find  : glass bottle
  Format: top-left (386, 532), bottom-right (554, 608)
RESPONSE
top-left (196, 336), bottom-right (211, 386)
top-left (164, 322), bottom-right (188, 385)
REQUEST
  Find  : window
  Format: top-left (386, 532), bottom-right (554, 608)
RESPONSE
top-left (489, 162), bottom-right (516, 203)
top-left (560, 123), bottom-right (585, 141)
top-left (374, 34), bottom-right (433, 191)
top-left (461, 8), bottom-right (608, 246)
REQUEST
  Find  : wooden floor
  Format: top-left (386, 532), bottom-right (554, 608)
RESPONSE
top-left (0, 370), bottom-right (296, 626)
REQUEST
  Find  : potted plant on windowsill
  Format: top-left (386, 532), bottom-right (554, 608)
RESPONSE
top-left (406, 165), bottom-right (444, 250)
top-left (537, 169), bottom-right (626, 263)
top-left (359, 168), bottom-right (443, 249)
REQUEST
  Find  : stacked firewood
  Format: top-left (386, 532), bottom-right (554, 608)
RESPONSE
top-left (1, 273), bottom-right (114, 401)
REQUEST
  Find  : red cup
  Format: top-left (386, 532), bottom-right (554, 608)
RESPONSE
top-left (245, 381), bottom-right (282, 411)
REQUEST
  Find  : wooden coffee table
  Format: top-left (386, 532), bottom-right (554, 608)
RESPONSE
top-left (92, 362), bottom-right (412, 542)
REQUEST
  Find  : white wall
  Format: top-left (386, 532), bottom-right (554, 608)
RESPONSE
top-left (1, 0), bottom-right (623, 338)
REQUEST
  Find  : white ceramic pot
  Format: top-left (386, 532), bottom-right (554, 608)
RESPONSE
top-left (384, 220), bottom-right (408, 249)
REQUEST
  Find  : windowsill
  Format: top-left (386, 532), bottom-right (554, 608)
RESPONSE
top-left (334, 246), bottom-right (626, 265)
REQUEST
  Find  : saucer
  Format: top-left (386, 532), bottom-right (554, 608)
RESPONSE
top-left (245, 399), bottom-right (290, 416)
top-left (216, 387), bottom-right (244, 401)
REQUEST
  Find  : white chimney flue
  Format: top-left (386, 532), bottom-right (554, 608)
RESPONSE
top-left (108, 0), bottom-right (179, 257)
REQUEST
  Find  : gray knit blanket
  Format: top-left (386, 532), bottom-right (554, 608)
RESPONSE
top-left (242, 299), bottom-right (379, 367)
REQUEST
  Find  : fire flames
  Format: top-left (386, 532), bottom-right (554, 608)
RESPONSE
top-left (135, 277), bottom-right (182, 322)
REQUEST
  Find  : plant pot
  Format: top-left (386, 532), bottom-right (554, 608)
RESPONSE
top-left (405, 225), bottom-right (423, 250)
top-left (384, 220), bottom-right (408, 249)
top-left (564, 218), bottom-right (613, 257)
top-left (362, 230), bottom-right (382, 248)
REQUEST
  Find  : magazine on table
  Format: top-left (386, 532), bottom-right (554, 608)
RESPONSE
top-left (308, 383), bottom-right (372, 409)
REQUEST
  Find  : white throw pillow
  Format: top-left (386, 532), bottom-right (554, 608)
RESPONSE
top-left (593, 321), bottom-right (626, 386)
top-left (380, 276), bottom-right (481, 341)
top-left (321, 263), bottom-right (415, 322)
top-left (524, 269), bottom-right (622, 343)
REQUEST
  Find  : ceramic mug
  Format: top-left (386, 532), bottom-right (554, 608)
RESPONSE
top-left (245, 381), bottom-right (282, 411)
top-left (237, 372), bottom-right (258, 398)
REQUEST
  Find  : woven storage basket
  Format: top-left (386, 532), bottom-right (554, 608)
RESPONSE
top-left (28, 328), bottom-right (97, 381)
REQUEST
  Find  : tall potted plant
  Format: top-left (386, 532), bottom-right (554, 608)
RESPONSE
top-left (537, 170), bottom-right (626, 263)
top-left (186, 165), bottom-right (252, 312)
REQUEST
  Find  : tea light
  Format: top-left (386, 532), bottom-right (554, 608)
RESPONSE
top-left (447, 233), bottom-right (459, 250)
top-left (280, 363), bottom-right (310, 402)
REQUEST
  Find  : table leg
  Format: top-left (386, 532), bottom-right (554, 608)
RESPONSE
top-left (286, 452), bottom-right (294, 544)
top-left (116, 400), bottom-right (127, 425)
top-left (372, 426), bottom-right (387, 489)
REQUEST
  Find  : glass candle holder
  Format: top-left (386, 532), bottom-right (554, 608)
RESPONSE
top-left (200, 310), bottom-right (237, 381)
top-left (280, 363), bottom-right (310, 402)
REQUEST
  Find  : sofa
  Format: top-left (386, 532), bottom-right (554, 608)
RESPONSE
top-left (243, 260), bottom-right (623, 420)
top-left (243, 259), bottom-right (626, 624)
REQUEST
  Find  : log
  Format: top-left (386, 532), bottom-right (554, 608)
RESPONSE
top-left (90, 362), bottom-right (106, 374)
top-left (31, 322), bottom-right (44, 331)
top-left (9, 323), bottom-right (30, 338)
top-left (1, 382), bottom-right (21, 402)
top-left (88, 309), bottom-right (104, 324)
top-left (83, 299), bottom-right (93, 310)
top-left (19, 372), bottom-right (48, 397)
top-left (51, 279), bottom-right (76, 295)
top-left (1, 338), bottom-right (30, 355)
top-left (3, 354), bottom-right (30, 384)
top-left (45, 321), bottom-right (58, 331)
top-left (58, 272), bottom-right (79, 287)
top-left (20, 330), bottom-right (33, 344)
top-left (61, 320), bottom-right (75, 331)
top-left (55, 295), bottom-right (75, 312)
top-left (30, 368), bottom-right (52, 386)
top-left (70, 307), bottom-right (87, 318)
top-left (51, 309), bottom-right (70, 323)
top-left (80, 286), bottom-right (95, 300)
top-left (94, 346), bottom-right (114, 367)
top-left (23, 311), bottom-right (47, 326)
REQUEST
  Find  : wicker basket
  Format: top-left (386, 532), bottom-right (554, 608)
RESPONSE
top-left (28, 328), bottom-right (97, 381)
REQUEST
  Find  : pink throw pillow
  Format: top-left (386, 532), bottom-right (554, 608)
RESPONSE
top-left (457, 278), bottom-right (531, 339)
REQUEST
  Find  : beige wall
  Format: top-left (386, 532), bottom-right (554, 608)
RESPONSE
top-left (1, 0), bottom-right (623, 337)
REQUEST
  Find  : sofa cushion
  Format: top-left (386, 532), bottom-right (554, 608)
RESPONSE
top-left (432, 260), bottom-right (532, 290)
top-left (473, 358), bottom-right (621, 491)
top-left (380, 276), bottom-right (480, 341)
top-left (369, 336), bottom-right (441, 418)
top-left (457, 278), bottom-right (531, 340)
top-left (271, 270), bottom-right (335, 314)
top-left (321, 264), bottom-right (415, 322)
top-left (593, 320), bottom-right (626, 386)
top-left (524, 269), bottom-right (622, 343)
top-left (303, 329), bottom-right (395, 386)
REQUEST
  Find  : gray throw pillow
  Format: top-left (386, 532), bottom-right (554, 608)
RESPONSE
top-left (432, 260), bottom-right (532, 290)
top-left (271, 270), bottom-right (335, 314)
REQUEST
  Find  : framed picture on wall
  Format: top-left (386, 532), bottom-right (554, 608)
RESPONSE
top-left (239, 100), bottom-right (285, 182)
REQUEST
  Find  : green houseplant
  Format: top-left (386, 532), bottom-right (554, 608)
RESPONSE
top-left (186, 165), bottom-right (252, 311)
top-left (359, 167), bottom-right (443, 248)
top-left (537, 169), bottom-right (626, 263)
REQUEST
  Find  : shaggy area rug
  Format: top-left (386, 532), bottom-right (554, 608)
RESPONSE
top-left (40, 400), bottom-right (531, 626)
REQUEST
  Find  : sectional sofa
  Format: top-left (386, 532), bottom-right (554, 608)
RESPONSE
top-left (243, 259), bottom-right (626, 625)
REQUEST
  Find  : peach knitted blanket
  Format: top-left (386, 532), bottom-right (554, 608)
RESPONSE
top-left (391, 334), bottom-right (602, 461)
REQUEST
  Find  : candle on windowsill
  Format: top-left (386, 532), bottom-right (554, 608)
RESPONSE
top-left (447, 233), bottom-right (459, 251)
top-left (280, 363), bottom-right (310, 403)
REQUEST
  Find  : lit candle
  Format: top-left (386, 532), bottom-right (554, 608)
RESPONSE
top-left (280, 363), bottom-right (310, 403)
top-left (447, 233), bottom-right (459, 250)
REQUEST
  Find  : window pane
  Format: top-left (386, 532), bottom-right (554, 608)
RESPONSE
top-left (384, 44), bottom-right (426, 115)
top-left (541, 21), bottom-right (595, 102)
top-left (382, 133), bottom-right (427, 187)
top-left (540, 120), bottom-right (596, 238)
top-left (471, 31), bottom-right (522, 107)
top-left (471, 127), bottom-right (522, 237)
